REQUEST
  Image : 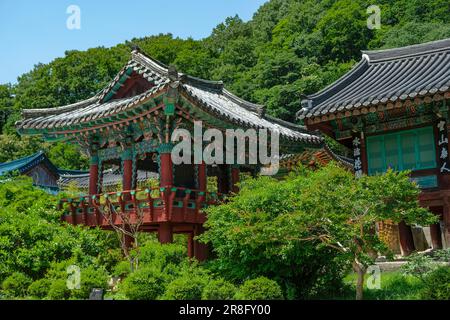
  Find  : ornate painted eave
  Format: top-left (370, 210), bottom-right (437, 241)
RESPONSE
top-left (16, 49), bottom-right (323, 146)
top-left (297, 38), bottom-right (450, 124)
top-left (279, 144), bottom-right (354, 171)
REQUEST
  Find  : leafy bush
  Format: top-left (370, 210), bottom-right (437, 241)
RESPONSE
top-left (1, 272), bottom-right (32, 298)
top-left (113, 260), bottom-right (132, 278)
top-left (70, 266), bottom-right (109, 300)
top-left (137, 241), bottom-right (186, 268)
top-left (28, 278), bottom-right (51, 299)
top-left (235, 277), bottom-right (283, 300)
top-left (0, 177), bottom-right (117, 283)
top-left (120, 266), bottom-right (168, 300)
top-left (163, 272), bottom-right (209, 300)
top-left (202, 278), bottom-right (237, 300)
top-left (420, 267), bottom-right (450, 300)
top-left (47, 279), bottom-right (71, 300)
top-left (402, 249), bottom-right (450, 283)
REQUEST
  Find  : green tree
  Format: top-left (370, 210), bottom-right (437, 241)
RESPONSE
top-left (202, 164), bottom-right (436, 300)
top-left (200, 168), bottom-right (348, 299)
top-left (287, 164), bottom-right (435, 300)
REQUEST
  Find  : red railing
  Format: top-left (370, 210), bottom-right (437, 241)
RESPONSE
top-left (58, 186), bottom-right (227, 227)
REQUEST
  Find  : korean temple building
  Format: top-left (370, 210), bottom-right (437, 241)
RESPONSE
top-left (298, 38), bottom-right (450, 252)
top-left (14, 38), bottom-right (449, 259)
top-left (15, 48), bottom-right (324, 260)
top-left (0, 151), bottom-right (61, 194)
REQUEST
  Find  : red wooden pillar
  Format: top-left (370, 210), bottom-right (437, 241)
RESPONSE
top-left (89, 161), bottom-right (98, 197)
top-left (193, 224), bottom-right (208, 261)
top-left (158, 147), bottom-right (174, 244)
top-left (158, 222), bottom-right (173, 243)
top-left (122, 159), bottom-right (133, 192)
top-left (398, 220), bottom-right (416, 256)
top-left (159, 152), bottom-right (173, 187)
top-left (187, 232), bottom-right (194, 259)
top-left (88, 145), bottom-right (99, 203)
top-left (231, 166), bottom-right (239, 193)
top-left (198, 162), bottom-right (207, 191)
top-left (121, 150), bottom-right (134, 248)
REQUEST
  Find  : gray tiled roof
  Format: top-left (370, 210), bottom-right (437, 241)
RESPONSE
top-left (297, 38), bottom-right (450, 120)
top-left (17, 50), bottom-right (322, 145)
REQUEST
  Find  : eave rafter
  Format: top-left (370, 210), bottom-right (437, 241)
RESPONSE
top-left (305, 92), bottom-right (450, 126)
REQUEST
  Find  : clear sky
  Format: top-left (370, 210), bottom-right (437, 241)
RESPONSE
top-left (0, 0), bottom-right (267, 84)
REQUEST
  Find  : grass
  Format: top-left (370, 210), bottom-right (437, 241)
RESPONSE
top-left (331, 271), bottom-right (424, 300)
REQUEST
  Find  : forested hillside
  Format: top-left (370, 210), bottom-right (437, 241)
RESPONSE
top-left (1, 0), bottom-right (449, 169)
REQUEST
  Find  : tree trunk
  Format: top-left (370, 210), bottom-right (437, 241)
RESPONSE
top-left (353, 261), bottom-right (366, 300)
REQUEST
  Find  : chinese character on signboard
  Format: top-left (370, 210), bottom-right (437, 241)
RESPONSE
top-left (353, 134), bottom-right (363, 178)
top-left (437, 120), bottom-right (450, 174)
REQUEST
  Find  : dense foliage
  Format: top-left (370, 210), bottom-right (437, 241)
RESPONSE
top-left (201, 164), bottom-right (435, 299)
top-left (0, 0), bottom-right (449, 168)
top-left (0, 166), bottom-right (441, 300)
top-left (0, 177), bottom-right (119, 299)
top-left (0, 0), bottom-right (448, 300)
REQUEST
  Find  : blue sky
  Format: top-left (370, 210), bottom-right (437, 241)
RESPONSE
top-left (0, 0), bottom-right (267, 84)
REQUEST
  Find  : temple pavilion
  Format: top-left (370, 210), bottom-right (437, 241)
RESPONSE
top-left (297, 38), bottom-right (450, 253)
top-left (16, 48), bottom-right (323, 260)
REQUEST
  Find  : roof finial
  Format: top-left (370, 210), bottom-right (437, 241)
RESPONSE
top-left (131, 43), bottom-right (141, 53)
top-left (168, 65), bottom-right (178, 81)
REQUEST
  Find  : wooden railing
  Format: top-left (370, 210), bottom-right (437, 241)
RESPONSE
top-left (58, 186), bottom-right (227, 226)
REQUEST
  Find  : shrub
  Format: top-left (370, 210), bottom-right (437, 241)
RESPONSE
top-left (202, 278), bottom-right (237, 300)
top-left (28, 278), bottom-right (51, 299)
top-left (120, 266), bottom-right (168, 300)
top-left (235, 277), bottom-right (283, 300)
top-left (70, 266), bottom-right (109, 299)
top-left (47, 279), bottom-right (71, 300)
top-left (163, 274), bottom-right (208, 300)
top-left (113, 260), bottom-right (132, 277)
top-left (1, 272), bottom-right (32, 298)
top-left (420, 267), bottom-right (450, 300)
top-left (138, 241), bottom-right (186, 268)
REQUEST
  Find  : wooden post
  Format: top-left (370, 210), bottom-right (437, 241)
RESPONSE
top-left (231, 166), bottom-right (240, 193)
top-left (194, 224), bottom-right (208, 261)
top-left (121, 149), bottom-right (134, 249)
top-left (398, 220), bottom-right (416, 256)
top-left (122, 159), bottom-right (133, 192)
top-left (88, 146), bottom-right (99, 203)
top-left (89, 161), bottom-right (98, 197)
top-left (158, 223), bottom-right (173, 243)
top-left (187, 232), bottom-right (194, 259)
top-left (159, 152), bottom-right (173, 187)
top-left (198, 162), bottom-right (207, 191)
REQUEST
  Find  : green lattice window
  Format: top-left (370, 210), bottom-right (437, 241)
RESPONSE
top-left (367, 127), bottom-right (436, 175)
